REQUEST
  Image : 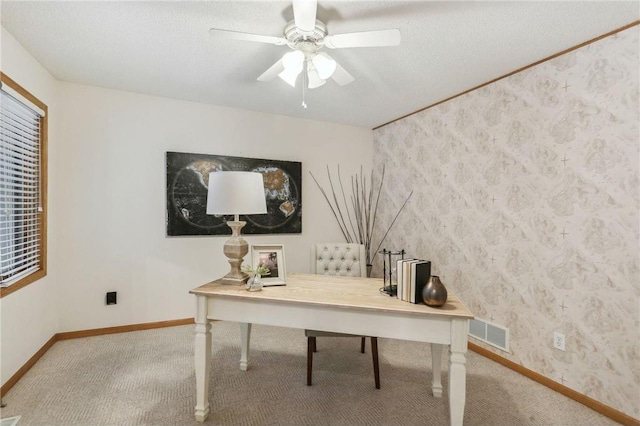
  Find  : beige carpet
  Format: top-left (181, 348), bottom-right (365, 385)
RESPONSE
top-left (0, 322), bottom-right (619, 425)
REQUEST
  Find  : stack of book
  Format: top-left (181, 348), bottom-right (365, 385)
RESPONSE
top-left (396, 259), bottom-right (431, 304)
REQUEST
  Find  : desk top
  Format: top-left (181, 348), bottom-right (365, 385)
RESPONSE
top-left (190, 273), bottom-right (473, 319)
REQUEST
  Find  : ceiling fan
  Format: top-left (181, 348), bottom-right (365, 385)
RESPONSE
top-left (209, 0), bottom-right (401, 89)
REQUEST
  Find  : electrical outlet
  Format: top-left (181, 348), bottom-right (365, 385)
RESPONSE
top-left (106, 291), bottom-right (117, 305)
top-left (553, 332), bottom-right (565, 351)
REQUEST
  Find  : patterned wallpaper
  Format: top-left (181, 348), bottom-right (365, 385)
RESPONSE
top-left (372, 26), bottom-right (639, 418)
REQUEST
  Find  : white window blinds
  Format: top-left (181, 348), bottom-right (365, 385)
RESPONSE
top-left (0, 84), bottom-right (43, 286)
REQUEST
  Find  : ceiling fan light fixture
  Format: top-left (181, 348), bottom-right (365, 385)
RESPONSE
top-left (282, 51), bottom-right (304, 72)
top-left (278, 68), bottom-right (300, 87)
top-left (306, 64), bottom-right (326, 89)
top-left (312, 52), bottom-right (337, 80)
top-left (278, 50), bottom-right (304, 87)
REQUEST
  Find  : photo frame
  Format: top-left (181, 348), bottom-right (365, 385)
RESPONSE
top-left (250, 244), bottom-right (286, 286)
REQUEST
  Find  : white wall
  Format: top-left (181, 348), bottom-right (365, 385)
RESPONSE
top-left (0, 28), bottom-right (60, 387)
top-left (54, 82), bottom-right (372, 332)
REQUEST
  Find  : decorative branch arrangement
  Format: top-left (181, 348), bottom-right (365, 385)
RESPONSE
top-left (309, 164), bottom-right (413, 266)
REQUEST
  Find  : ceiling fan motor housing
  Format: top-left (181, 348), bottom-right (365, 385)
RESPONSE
top-left (284, 20), bottom-right (328, 52)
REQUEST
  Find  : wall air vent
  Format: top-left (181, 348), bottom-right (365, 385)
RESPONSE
top-left (469, 318), bottom-right (509, 352)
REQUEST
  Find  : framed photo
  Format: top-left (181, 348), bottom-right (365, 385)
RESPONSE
top-left (250, 244), bottom-right (286, 286)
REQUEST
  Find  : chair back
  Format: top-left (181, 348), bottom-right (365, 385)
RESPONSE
top-left (311, 243), bottom-right (367, 277)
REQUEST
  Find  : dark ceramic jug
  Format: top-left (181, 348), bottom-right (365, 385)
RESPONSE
top-left (422, 275), bottom-right (448, 307)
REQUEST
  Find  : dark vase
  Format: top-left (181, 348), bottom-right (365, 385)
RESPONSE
top-left (422, 275), bottom-right (448, 307)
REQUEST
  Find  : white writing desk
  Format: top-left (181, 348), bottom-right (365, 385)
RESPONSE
top-left (190, 273), bottom-right (473, 425)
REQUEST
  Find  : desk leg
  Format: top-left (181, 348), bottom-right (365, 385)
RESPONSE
top-left (448, 319), bottom-right (469, 426)
top-left (240, 322), bottom-right (252, 371)
top-left (194, 295), bottom-right (211, 422)
top-left (430, 343), bottom-right (444, 397)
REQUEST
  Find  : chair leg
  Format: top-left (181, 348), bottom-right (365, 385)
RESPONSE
top-left (361, 336), bottom-right (366, 353)
top-left (371, 337), bottom-right (380, 389)
top-left (312, 336), bottom-right (317, 353)
top-left (307, 336), bottom-right (315, 386)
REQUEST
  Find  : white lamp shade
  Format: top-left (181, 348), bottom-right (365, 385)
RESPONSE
top-left (206, 171), bottom-right (267, 215)
top-left (282, 50), bottom-right (304, 71)
top-left (278, 68), bottom-right (301, 87)
top-left (307, 62), bottom-right (326, 89)
top-left (312, 52), bottom-right (337, 80)
top-left (278, 51), bottom-right (304, 87)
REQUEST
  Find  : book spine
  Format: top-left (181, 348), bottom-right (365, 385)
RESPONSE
top-left (396, 259), bottom-right (404, 300)
top-left (413, 261), bottom-right (432, 304)
top-left (403, 260), bottom-right (414, 302)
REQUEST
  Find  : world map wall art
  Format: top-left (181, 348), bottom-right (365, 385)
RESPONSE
top-left (166, 151), bottom-right (302, 236)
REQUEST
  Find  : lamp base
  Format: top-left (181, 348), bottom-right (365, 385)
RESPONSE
top-left (221, 275), bottom-right (248, 285)
top-left (221, 220), bottom-right (250, 285)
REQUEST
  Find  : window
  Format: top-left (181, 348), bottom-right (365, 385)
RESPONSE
top-left (0, 73), bottom-right (47, 298)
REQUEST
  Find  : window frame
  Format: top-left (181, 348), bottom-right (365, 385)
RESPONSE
top-left (0, 72), bottom-right (48, 298)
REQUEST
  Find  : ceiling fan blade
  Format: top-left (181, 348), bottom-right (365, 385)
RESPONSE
top-left (209, 28), bottom-right (287, 46)
top-left (324, 29), bottom-right (401, 49)
top-left (330, 62), bottom-right (355, 86)
top-left (257, 59), bottom-right (285, 82)
top-left (292, 0), bottom-right (317, 33)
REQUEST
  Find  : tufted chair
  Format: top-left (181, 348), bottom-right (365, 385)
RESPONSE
top-left (305, 243), bottom-right (380, 389)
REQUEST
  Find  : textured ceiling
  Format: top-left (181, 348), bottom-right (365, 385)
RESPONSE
top-left (1, 1), bottom-right (638, 128)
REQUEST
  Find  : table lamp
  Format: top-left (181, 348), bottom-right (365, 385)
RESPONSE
top-left (206, 171), bottom-right (267, 285)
